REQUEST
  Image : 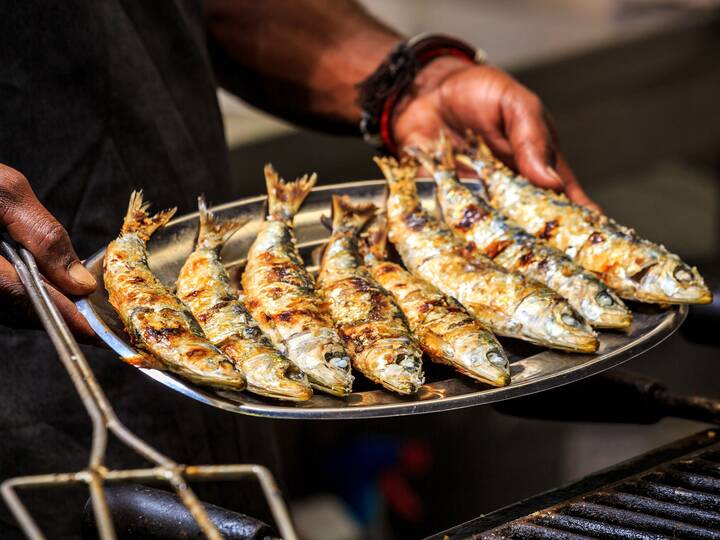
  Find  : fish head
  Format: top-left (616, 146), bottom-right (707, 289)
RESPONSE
top-left (243, 353), bottom-right (313, 402)
top-left (454, 334), bottom-right (510, 387)
top-left (578, 287), bottom-right (633, 330)
top-left (514, 292), bottom-right (599, 353)
top-left (286, 332), bottom-right (354, 396)
top-left (360, 338), bottom-right (425, 395)
top-left (636, 259), bottom-right (712, 304)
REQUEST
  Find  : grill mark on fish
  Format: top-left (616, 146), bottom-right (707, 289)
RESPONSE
top-left (485, 239), bottom-right (513, 259)
top-left (538, 219), bottom-right (559, 240)
top-left (144, 326), bottom-right (186, 341)
top-left (405, 212), bottom-right (428, 231)
top-left (518, 251), bottom-right (535, 267)
top-left (457, 204), bottom-right (489, 230)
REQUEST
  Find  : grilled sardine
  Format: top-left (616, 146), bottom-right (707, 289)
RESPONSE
top-left (104, 191), bottom-right (246, 390)
top-left (176, 197), bottom-right (312, 401)
top-left (317, 196), bottom-right (424, 394)
top-left (242, 166), bottom-right (353, 396)
top-left (410, 141), bottom-right (632, 329)
top-left (376, 157), bottom-right (598, 353)
top-left (456, 134), bottom-right (711, 305)
top-left (360, 212), bottom-right (510, 386)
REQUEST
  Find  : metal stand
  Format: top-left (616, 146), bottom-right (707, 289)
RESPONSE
top-left (0, 242), bottom-right (298, 540)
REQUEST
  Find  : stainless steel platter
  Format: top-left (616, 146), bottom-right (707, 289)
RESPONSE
top-left (76, 179), bottom-right (686, 419)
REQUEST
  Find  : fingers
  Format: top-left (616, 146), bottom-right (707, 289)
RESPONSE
top-left (0, 164), bottom-right (96, 296)
top-left (502, 91), bottom-right (564, 192)
top-left (0, 255), bottom-right (96, 340)
top-left (555, 153), bottom-right (601, 212)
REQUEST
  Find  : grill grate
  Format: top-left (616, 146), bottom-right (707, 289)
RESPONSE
top-left (431, 430), bottom-right (720, 540)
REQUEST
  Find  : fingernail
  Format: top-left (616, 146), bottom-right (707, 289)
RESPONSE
top-left (545, 166), bottom-right (564, 186)
top-left (69, 262), bottom-right (96, 288)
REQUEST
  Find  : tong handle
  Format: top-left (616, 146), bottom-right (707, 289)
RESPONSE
top-left (494, 368), bottom-right (720, 425)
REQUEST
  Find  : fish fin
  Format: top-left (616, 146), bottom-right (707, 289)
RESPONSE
top-left (124, 351), bottom-right (164, 370)
top-left (360, 212), bottom-right (389, 262)
top-left (264, 164), bottom-right (317, 222)
top-left (331, 195), bottom-right (377, 233)
top-left (121, 190), bottom-right (177, 241)
top-left (196, 195), bottom-right (251, 250)
top-left (373, 156), bottom-right (418, 185)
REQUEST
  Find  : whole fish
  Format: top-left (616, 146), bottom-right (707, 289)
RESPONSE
top-left (410, 141), bottom-right (632, 329)
top-left (176, 197), bottom-right (312, 401)
top-left (317, 196), bottom-right (424, 394)
top-left (242, 165), bottom-right (353, 396)
top-left (104, 191), bottom-right (246, 391)
top-left (456, 134), bottom-right (712, 305)
top-left (359, 212), bottom-right (510, 387)
top-left (376, 157), bottom-right (599, 353)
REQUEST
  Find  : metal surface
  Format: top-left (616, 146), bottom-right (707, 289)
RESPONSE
top-left (430, 429), bottom-right (720, 539)
top-left (77, 179), bottom-right (687, 420)
top-left (0, 242), bottom-right (297, 540)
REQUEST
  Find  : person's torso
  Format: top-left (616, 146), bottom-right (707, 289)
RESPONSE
top-left (0, 0), bottom-right (232, 256)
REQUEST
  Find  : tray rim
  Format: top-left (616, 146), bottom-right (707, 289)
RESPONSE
top-left (76, 179), bottom-right (688, 420)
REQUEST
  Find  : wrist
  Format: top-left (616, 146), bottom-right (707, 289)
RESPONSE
top-left (356, 34), bottom-right (483, 153)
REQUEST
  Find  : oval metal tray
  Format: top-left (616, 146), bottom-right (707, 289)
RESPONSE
top-left (77, 179), bottom-right (686, 419)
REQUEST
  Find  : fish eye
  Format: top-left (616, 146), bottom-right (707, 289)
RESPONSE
top-left (673, 265), bottom-right (693, 283)
top-left (596, 291), bottom-right (614, 307)
top-left (486, 349), bottom-right (507, 367)
top-left (561, 313), bottom-right (581, 328)
top-left (325, 352), bottom-right (350, 370)
top-left (398, 354), bottom-right (419, 371)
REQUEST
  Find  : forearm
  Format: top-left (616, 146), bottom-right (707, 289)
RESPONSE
top-left (205, 0), bottom-right (401, 132)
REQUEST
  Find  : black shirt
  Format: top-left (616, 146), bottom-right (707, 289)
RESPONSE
top-left (0, 2), bottom-right (280, 537)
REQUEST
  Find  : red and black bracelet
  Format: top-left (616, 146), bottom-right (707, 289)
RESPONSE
top-left (357, 33), bottom-right (486, 154)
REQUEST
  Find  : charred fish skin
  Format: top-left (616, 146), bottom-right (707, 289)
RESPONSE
top-left (457, 135), bottom-right (712, 305)
top-left (103, 191), bottom-right (246, 391)
top-left (361, 214), bottom-right (510, 387)
top-left (410, 141), bottom-right (632, 330)
top-left (376, 157), bottom-right (599, 353)
top-left (176, 197), bottom-right (312, 402)
top-left (242, 165), bottom-right (353, 397)
top-left (317, 196), bottom-right (424, 395)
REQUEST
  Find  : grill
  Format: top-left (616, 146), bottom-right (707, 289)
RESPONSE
top-left (431, 430), bottom-right (720, 539)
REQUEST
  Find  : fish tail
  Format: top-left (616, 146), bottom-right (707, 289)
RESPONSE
top-left (331, 195), bottom-right (377, 233)
top-left (121, 190), bottom-right (176, 241)
top-left (435, 131), bottom-right (457, 170)
top-left (459, 130), bottom-right (496, 164)
top-left (196, 195), bottom-right (251, 250)
top-left (373, 156), bottom-right (418, 188)
top-left (264, 163), bottom-right (317, 221)
top-left (406, 133), bottom-right (457, 179)
top-left (360, 212), bottom-right (389, 262)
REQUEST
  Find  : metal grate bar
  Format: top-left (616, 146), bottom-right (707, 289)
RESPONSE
top-left (590, 492), bottom-right (720, 529)
top-left (647, 469), bottom-right (720, 495)
top-left (499, 522), bottom-right (596, 539)
top-left (671, 459), bottom-right (720, 479)
top-left (621, 480), bottom-right (720, 511)
top-left (532, 512), bottom-right (668, 539)
top-left (562, 501), bottom-right (720, 539)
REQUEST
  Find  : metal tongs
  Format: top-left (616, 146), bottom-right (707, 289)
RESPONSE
top-left (0, 241), bottom-right (297, 540)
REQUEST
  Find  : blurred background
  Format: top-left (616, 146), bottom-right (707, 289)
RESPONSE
top-left (218, 1), bottom-right (720, 538)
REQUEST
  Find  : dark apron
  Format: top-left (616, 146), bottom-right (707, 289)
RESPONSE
top-left (0, 2), bottom-right (281, 536)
